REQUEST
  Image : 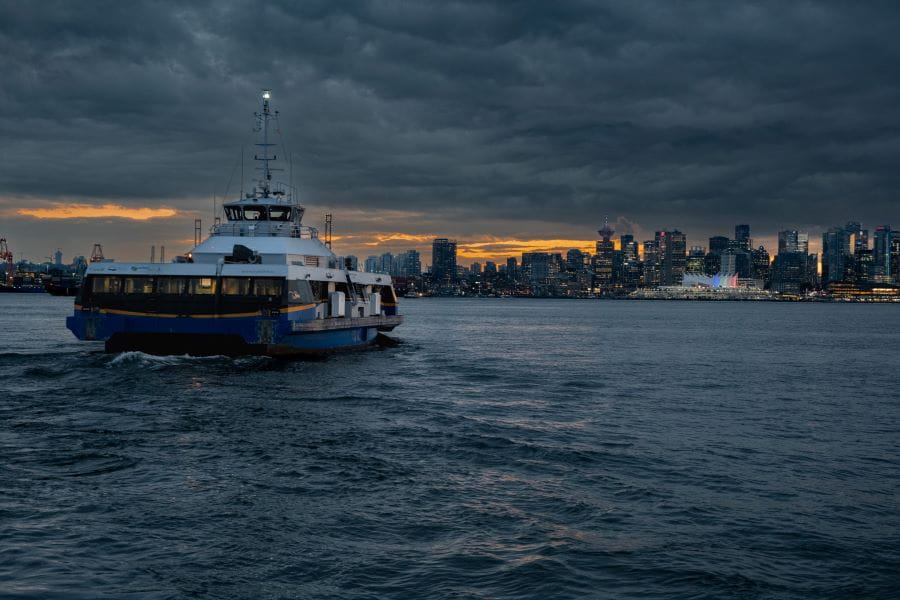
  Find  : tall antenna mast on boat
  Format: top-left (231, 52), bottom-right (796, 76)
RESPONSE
top-left (253, 89), bottom-right (282, 199)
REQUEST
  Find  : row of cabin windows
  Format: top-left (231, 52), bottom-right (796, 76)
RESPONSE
top-left (90, 276), bottom-right (283, 297)
top-left (223, 206), bottom-right (293, 222)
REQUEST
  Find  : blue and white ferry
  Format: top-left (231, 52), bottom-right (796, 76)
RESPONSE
top-left (67, 90), bottom-right (402, 356)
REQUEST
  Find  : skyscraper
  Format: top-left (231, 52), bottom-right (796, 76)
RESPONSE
top-left (566, 249), bottom-right (586, 272)
top-left (380, 252), bottom-right (396, 275)
top-left (822, 226), bottom-right (850, 284)
top-left (594, 220), bottom-right (615, 291)
top-left (431, 238), bottom-right (457, 284)
top-left (720, 249), bottom-right (751, 278)
top-left (657, 230), bottom-right (686, 286)
top-left (778, 230), bottom-right (799, 254)
top-left (364, 255), bottom-right (379, 273)
top-left (398, 249), bottom-right (421, 277)
top-left (751, 246), bottom-right (770, 282)
top-left (642, 239), bottom-right (660, 287)
top-left (709, 236), bottom-right (730, 255)
top-left (470, 262), bottom-right (482, 275)
top-left (873, 226), bottom-right (893, 280)
top-left (620, 235), bottom-right (637, 261)
top-left (506, 257), bottom-right (518, 280)
top-left (735, 224), bottom-right (751, 251)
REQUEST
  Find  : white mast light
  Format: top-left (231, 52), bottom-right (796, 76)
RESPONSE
top-left (262, 89), bottom-right (271, 99)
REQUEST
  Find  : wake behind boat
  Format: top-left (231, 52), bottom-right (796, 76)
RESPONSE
top-left (66, 90), bottom-right (402, 356)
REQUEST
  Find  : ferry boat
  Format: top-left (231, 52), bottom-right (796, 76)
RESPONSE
top-left (67, 90), bottom-right (402, 355)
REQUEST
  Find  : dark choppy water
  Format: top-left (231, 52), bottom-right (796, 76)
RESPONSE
top-left (1, 294), bottom-right (898, 599)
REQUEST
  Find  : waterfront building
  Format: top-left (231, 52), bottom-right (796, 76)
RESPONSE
top-left (772, 252), bottom-right (807, 294)
top-left (751, 246), bottom-right (770, 283)
top-left (806, 253), bottom-right (819, 288)
top-left (822, 226), bottom-right (850, 283)
top-left (432, 238), bottom-right (458, 284)
top-left (379, 252), bottom-right (396, 275)
top-left (873, 226), bottom-right (893, 280)
top-left (396, 250), bottom-right (421, 277)
top-left (484, 261), bottom-right (497, 274)
top-left (344, 255), bottom-right (359, 271)
top-left (471, 262), bottom-right (482, 275)
top-left (364, 255), bottom-right (379, 273)
top-left (657, 230), bottom-right (686, 286)
top-left (853, 249), bottom-right (874, 283)
top-left (720, 248), bottom-right (752, 278)
top-left (686, 246), bottom-right (706, 273)
top-left (522, 252), bottom-right (558, 293)
top-left (642, 240), bottom-right (660, 287)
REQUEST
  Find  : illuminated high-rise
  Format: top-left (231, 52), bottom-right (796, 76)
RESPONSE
top-left (431, 238), bottom-right (457, 284)
top-left (657, 230), bottom-right (686, 286)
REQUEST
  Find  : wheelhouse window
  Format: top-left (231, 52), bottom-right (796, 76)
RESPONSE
top-left (187, 277), bottom-right (216, 295)
top-left (222, 277), bottom-right (251, 295)
top-left (269, 206), bottom-right (292, 221)
top-left (253, 278), bottom-right (283, 297)
top-left (243, 206), bottom-right (267, 221)
top-left (288, 280), bottom-right (315, 304)
top-left (157, 277), bottom-right (187, 295)
top-left (225, 206), bottom-right (243, 220)
top-left (91, 276), bottom-right (122, 294)
top-left (124, 277), bottom-right (154, 294)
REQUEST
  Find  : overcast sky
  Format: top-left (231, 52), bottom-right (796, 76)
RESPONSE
top-left (1, 1), bottom-right (898, 264)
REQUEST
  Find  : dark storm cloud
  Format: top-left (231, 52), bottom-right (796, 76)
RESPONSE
top-left (1, 0), bottom-right (899, 258)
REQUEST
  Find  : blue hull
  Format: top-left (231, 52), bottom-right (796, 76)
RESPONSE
top-left (66, 310), bottom-right (381, 356)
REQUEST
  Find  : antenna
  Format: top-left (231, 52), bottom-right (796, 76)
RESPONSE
top-left (194, 219), bottom-right (202, 247)
top-left (150, 246), bottom-right (156, 263)
top-left (160, 246), bottom-right (165, 263)
top-left (325, 213), bottom-right (333, 249)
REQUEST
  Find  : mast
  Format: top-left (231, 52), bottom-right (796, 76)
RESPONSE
top-left (253, 89), bottom-right (282, 198)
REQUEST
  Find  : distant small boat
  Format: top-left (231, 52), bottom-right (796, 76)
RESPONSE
top-left (45, 277), bottom-right (80, 296)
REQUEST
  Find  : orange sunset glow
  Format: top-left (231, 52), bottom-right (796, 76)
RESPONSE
top-left (17, 203), bottom-right (177, 220)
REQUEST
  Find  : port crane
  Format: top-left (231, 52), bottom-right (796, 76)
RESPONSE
top-left (90, 243), bottom-right (105, 263)
top-left (0, 238), bottom-right (13, 285)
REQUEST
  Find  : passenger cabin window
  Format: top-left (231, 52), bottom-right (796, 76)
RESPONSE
top-left (157, 277), bottom-right (187, 295)
top-left (243, 206), bottom-right (267, 221)
top-left (124, 277), bottom-right (154, 294)
top-left (222, 277), bottom-right (251, 295)
top-left (254, 278), bottom-right (283, 297)
top-left (269, 207), bottom-right (292, 221)
top-left (188, 277), bottom-right (216, 295)
top-left (91, 276), bottom-right (121, 294)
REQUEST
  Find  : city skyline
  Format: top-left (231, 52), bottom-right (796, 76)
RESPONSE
top-left (2, 3), bottom-right (900, 264)
top-left (0, 216), bottom-right (859, 270)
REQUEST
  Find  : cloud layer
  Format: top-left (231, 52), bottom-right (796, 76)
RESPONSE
top-left (1, 1), bottom-right (898, 262)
